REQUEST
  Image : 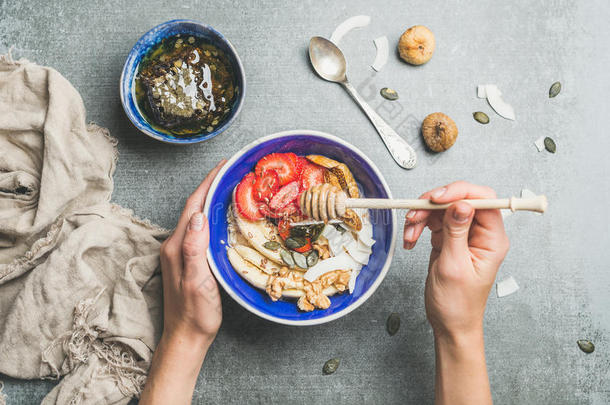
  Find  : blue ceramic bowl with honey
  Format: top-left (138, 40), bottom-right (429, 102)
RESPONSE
top-left (120, 19), bottom-right (246, 144)
top-left (203, 130), bottom-right (398, 326)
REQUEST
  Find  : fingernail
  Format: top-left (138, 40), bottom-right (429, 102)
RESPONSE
top-left (431, 187), bottom-right (447, 199)
top-left (404, 241), bottom-right (415, 250)
top-left (453, 205), bottom-right (471, 223)
top-left (406, 210), bottom-right (416, 220)
top-left (404, 225), bottom-right (415, 241)
top-left (190, 212), bottom-right (204, 231)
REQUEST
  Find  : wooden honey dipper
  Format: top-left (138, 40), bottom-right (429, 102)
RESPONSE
top-left (299, 184), bottom-right (548, 221)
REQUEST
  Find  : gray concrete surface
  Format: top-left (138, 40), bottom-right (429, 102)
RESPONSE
top-left (1, 0), bottom-right (609, 403)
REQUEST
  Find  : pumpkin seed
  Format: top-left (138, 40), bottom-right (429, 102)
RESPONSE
top-left (285, 236), bottom-right (307, 250)
top-left (280, 249), bottom-right (295, 267)
top-left (306, 250), bottom-right (319, 267)
top-left (577, 339), bottom-right (595, 353)
top-left (544, 137), bottom-right (556, 153)
top-left (386, 312), bottom-right (401, 336)
top-left (333, 223), bottom-right (347, 233)
top-left (293, 251), bottom-right (308, 269)
top-left (323, 358), bottom-right (340, 375)
top-left (309, 223), bottom-right (325, 242)
top-left (380, 87), bottom-right (399, 101)
top-left (473, 111), bottom-right (490, 124)
top-left (263, 241), bottom-right (280, 251)
top-left (549, 81), bottom-right (561, 98)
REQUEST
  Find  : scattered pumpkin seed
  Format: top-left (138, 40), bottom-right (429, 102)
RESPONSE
top-left (280, 249), bottom-right (295, 267)
top-left (306, 250), bottom-right (319, 267)
top-left (293, 251), bottom-right (308, 269)
top-left (473, 111), bottom-right (490, 124)
top-left (263, 241), bottom-right (280, 251)
top-left (323, 358), bottom-right (340, 375)
top-left (380, 87), bottom-right (399, 101)
top-left (544, 137), bottom-right (556, 153)
top-left (386, 312), bottom-right (401, 336)
top-left (549, 81), bottom-right (561, 98)
top-left (577, 339), bottom-right (595, 354)
top-left (285, 236), bottom-right (307, 250)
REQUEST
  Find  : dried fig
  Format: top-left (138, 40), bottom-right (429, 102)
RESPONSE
top-left (398, 25), bottom-right (435, 65)
top-left (421, 113), bottom-right (458, 152)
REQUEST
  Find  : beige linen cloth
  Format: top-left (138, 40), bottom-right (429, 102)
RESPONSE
top-left (0, 52), bottom-right (169, 404)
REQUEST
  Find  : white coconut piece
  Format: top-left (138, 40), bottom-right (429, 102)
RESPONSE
top-left (330, 15), bottom-right (371, 45)
top-left (348, 268), bottom-right (360, 293)
top-left (477, 85), bottom-right (488, 99)
top-left (520, 188), bottom-right (537, 199)
top-left (344, 240), bottom-right (371, 265)
top-left (304, 252), bottom-right (361, 282)
top-left (484, 85), bottom-right (516, 120)
top-left (534, 136), bottom-right (546, 152)
top-left (496, 276), bottom-right (520, 298)
top-left (371, 36), bottom-right (389, 72)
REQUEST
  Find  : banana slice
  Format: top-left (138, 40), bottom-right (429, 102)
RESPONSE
top-left (227, 247), bottom-right (270, 290)
top-left (232, 191), bottom-right (283, 264)
top-left (234, 245), bottom-right (281, 275)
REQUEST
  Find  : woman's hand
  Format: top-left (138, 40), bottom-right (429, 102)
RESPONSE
top-left (140, 160), bottom-right (226, 405)
top-left (403, 181), bottom-right (510, 405)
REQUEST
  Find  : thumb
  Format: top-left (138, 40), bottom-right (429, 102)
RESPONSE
top-left (439, 201), bottom-right (475, 261)
top-left (182, 212), bottom-right (210, 280)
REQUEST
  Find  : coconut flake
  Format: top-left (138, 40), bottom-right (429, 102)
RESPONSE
top-left (371, 36), bottom-right (389, 72)
top-left (477, 85), bottom-right (487, 99)
top-left (304, 252), bottom-right (361, 282)
top-left (330, 15), bottom-right (371, 45)
top-left (497, 276), bottom-right (519, 297)
top-left (520, 188), bottom-right (537, 199)
top-left (483, 85), bottom-right (515, 120)
top-left (344, 240), bottom-right (370, 265)
top-left (534, 136), bottom-right (546, 152)
top-left (348, 268), bottom-right (360, 293)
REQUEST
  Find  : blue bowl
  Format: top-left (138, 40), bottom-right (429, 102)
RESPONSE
top-left (204, 130), bottom-right (397, 326)
top-left (120, 19), bottom-right (246, 144)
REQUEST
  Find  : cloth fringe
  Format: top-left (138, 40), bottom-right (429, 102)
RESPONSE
top-left (41, 289), bottom-right (148, 403)
top-left (0, 46), bottom-right (29, 66)
top-left (0, 380), bottom-right (6, 405)
top-left (0, 218), bottom-right (64, 282)
top-left (110, 204), bottom-right (170, 235)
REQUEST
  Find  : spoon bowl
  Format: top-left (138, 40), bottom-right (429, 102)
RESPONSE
top-left (309, 36), bottom-right (347, 82)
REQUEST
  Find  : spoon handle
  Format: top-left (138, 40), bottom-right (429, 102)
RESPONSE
top-left (341, 80), bottom-right (417, 169)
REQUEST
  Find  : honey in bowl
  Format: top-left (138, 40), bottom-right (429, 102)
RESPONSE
top-left (134, 34), bottom-right (238, 137)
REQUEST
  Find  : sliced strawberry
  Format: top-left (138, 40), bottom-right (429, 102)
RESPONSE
top-left (277, 201), bottom-right (298, 217)
top-left (235, 172), bottom-right (263, 221)
top-left (258, 202), bottom-right (282, 219)
top-left (296, 157), bottom-right (308, 172)
top-left (255, 153), bottom-right (299, 186)
top-left (253, 170), bottom-right (279, 203)
top-left (269, 181), bottom-right (300, 211)
top-left (278, 219), bottom-right (291, 240)
top-left (300, 162), bottom-right (326, 191)
top-left (293, 238), bottom-right (312, 253)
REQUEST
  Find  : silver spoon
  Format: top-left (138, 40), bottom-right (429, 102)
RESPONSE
top-left (308, 36), bottom-right (417, 169)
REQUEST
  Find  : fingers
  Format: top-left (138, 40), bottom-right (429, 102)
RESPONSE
top-left (182, 212), bottom-right (211, 282)
top-left (170, 160), bottom-right (227, 246)
top-left (428, 181), bottom-right (504, 234)
top-left (403, 191), bottom-right (434, 249)
top-left (438, 201), bottom-right (475, 263)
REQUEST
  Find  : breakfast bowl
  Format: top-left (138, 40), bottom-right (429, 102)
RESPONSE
top-left (120, 19), bottom-right (246, 144)
top-left (204, 130), bottom-right (397, 326)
